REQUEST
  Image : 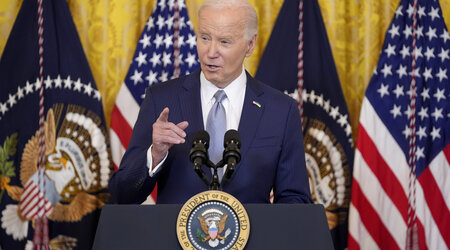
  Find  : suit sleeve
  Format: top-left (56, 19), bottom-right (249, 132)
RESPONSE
top-left (273, 99), bottom-right (313, 204)
top-left (108, 88), bottom-right (160, 204)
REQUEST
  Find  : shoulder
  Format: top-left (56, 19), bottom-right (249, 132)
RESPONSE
top-left (146, 69), bottom-right (200, 95)
top-left (247, 73), bottom-right (297, 107)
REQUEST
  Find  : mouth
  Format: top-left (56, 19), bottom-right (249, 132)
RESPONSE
top-left (204, 64), bottom-right (221, 71)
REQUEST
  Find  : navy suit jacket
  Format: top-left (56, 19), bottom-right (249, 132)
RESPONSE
top-left (109, 70), bottom-right (312, 204)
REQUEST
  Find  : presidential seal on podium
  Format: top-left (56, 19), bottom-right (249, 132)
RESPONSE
top-left (176, 190), bottom-right (250, 250)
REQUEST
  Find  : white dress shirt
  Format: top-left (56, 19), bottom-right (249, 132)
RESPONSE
top-left (147, 67), bottom-right (247, 176)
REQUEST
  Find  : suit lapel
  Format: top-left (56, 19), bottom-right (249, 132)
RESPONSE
top-left (179, 70), bottom-right (212, 179)
top-left (237, 72), bottom-right (264, 166)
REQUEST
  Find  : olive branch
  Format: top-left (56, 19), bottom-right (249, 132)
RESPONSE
top-left (0, 132), bottom-right (18, 201)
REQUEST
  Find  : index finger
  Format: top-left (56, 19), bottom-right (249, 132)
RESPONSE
top-left (157, 107), bottom-right (169, 122)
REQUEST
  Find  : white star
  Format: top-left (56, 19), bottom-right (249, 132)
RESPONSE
top-left (402, 125), bottom-right (411, 139)
top-left (64, 76), bottom-right (72, 89)
top-left (135, 51), bottom-right (147, 67)
top-left (413, 46), bottom-right (423, 59)
top-left (34, 78), bottom-right (42, 91)
top-left (329, 106), bottom-right (340, 119)
top-left (377, 83), bottom-right (389, 98)
top-left (168, 0), bottom-right (175, 10)
top-left (403, 25), bottom-right (412, 39)
top-left (0, 102), bottom-right (8, 115)
top-left (406, 4), bottom-right (415, 18)
top-left (396, 64), bottom-right (407, 79)
top-left (176, 53), bottom-right (184, 66)
top-left (435, 67), bottom-right (448, 82)
top-left (177, 35), bottom-right (185, 47)
top-left (380, 64), bottom-right (392, 78)
top-left (417, 126), bottom-right (427, 140)
top-left (165, 16), bottom-right (174, 30)
top-left (186, 33), bottom-right (196, 49)
top-left (44, 76), bottom-right (52, 89)
top-left (424, 47), bottom-right (435, 61)
top-left (417, 6), bottom-right (426, 18)
top-left (146, 17), bottom-right (154, 31)
top-left (17, 86), bottom-right (24, 100)
top-left (440, 30), bottom-right (450, 43)
top-left (54, 75), bottom-right (62, 88)
top-left (178, 16), bottom-right (186, 30)
top-left (437, 48), bottom-right (449, 62)
top-left (428, 7), bottom-right (440, 21)
top-left (410, 67), bottom-right (420, 78)
top-left (94, 90), bottom-right (101, 101)
top-left (130, 70), bottom-right (143, 85)
top-left (323, 99), bottom-right (330, 112)
top-left (316, 94), bottom-right (324, 107)
top-left (309, 90), bottom-right (317, 104)
top-left (73, 78), bottom-right (83, 92)
top-left (153, 34), bottom-right (164, 49)
top-left (25, 81), bottom-right (34, 94)
top-left (393, 84), bottom-right (404, 98)
top-left (159, 71), bottom-right (168, 82)
top-left (337, 114), bottom-right (348, 127)
top-left (430, 126), bottom-right (441, 140)
top-left (177, 0), bottom-right (186, 10)
top-left (84, 83), bottom-right (93, 96)
top-left (149, 52), bottom-right (161, 67)
top-left (404, 105), bottom-right (413, 118)
top-left (423, 67), bottom-right (433, 81)
top-left (388, 25), bottom-right (400, 39)
top-left (433, 88), bottom-right (446, 102)
top-left (162, 52), bottom-right (172, 67)
top-left (400, 45), bottom-right (410, 59)
top-left (156, 15), bottom-right (165, 30)
top-left (431, 107), bottom-right (443, 121)
top-left (425, 27), bottom-right (437, 41)
top-left (146, 70), bottom-right (158, 85)
top-left (417, 107), bottom-right (428, 120)
top-left (395, 5), bottom-right (403, 18)
top-left (7, 94), bottom-right (16, 108)
top-left (416, 26), bottom-right (424, 39)
top-left (185, 52), bottom-right (198, 68)
top-left (163, 33), bottom-right (173, 49)
top-left (384, 44), bottom-right (396, 57)
top-left (416, 146), bottom-right (425, 160)
top-left (390, 104), bottom-right (402, 118)
top-left (421, 87), bottom-right (430, 101)
top-left (139, 34), bottom-right (151, 49)
top-left (158, 0), bottom-right (166, 10)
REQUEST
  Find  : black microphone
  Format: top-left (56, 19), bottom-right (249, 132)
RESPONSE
top-left (190, 130), bottom-right (210, 186)
top-left (222, 129), bottom-right (241, 185)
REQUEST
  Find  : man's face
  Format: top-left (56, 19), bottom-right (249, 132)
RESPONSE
top-left (197, 7), bottom-right (256, 88)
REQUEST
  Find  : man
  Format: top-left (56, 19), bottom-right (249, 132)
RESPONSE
top-left (109, 0), bottom-right (312, 204)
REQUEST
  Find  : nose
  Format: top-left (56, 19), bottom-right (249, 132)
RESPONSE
top-left (206, 41), bottom-right (219, 58)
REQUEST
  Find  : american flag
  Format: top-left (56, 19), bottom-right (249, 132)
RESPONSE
top-left (348, 0), bottom-right (449, 249)
top-left (109, 0), bottom-right (199, 203)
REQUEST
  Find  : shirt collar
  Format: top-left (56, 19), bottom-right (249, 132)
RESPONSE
top-left (200, 66), bottom-right (247, 104)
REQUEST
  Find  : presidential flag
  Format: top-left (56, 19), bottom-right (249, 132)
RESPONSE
top-left (348, 0), bottom-right (449, 249)
top-left (255, 0), bottom-right (354, 249)
top-left (110, 0), bottom-right (199, 204)
top-left (0, 0), bottom-right (112, 248)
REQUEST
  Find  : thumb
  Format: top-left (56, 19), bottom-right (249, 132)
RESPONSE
top-left (176, 121), bottom-right (189, 131)
top-left (157, 107), bottom-right (169, 122)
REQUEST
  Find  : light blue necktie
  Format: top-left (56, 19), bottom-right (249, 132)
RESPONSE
top-left (206, 90), bottom-right (227, 181)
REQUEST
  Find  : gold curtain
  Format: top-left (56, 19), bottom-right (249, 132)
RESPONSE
top-left (1, 0), bottom-right (449, 137)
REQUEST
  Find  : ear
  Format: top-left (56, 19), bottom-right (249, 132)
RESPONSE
top-left (245, 34), bottom-right (257, 57)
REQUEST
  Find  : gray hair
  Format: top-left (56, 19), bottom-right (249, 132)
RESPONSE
top-left (198, 0), bottom-right (258, 41)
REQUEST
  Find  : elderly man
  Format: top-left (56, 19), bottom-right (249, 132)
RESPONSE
top-left (109, 0), bottom-right (312, 204)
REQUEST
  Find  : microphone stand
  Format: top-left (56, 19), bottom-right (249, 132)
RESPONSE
top-left (206, 160), bottom-right (225, 190)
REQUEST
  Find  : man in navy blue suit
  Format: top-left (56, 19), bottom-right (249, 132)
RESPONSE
top-left (109, 0), bottom-right (312, 204)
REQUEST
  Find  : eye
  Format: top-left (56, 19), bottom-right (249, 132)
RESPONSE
top-left (221, 40), bottom-right (230, 45)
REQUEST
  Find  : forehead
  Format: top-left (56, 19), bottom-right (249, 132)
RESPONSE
top-left (198, 7), bottom-right (246, 36)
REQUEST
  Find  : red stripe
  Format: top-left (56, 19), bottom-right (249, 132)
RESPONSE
top-left (351, 180), bottom-right (400, 250)
top-left (111, 105), bottom-right (133, 149)
top-left (348, 233), bottom-right (360, 250)
top-left (416, 218), bottom-right (428, 250)
top-left (21, 190), bottom-right (40, 213)
top-left (151, 183), bottom-right (157, 202)
top-left (19, 184), bottom-right (38, 206)
top-left (357, 125), bottom-right (409, 222)
top-left (418, 167), bottom-right (450, 248)
top-left (444, 144), bottom-right (450, 164)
